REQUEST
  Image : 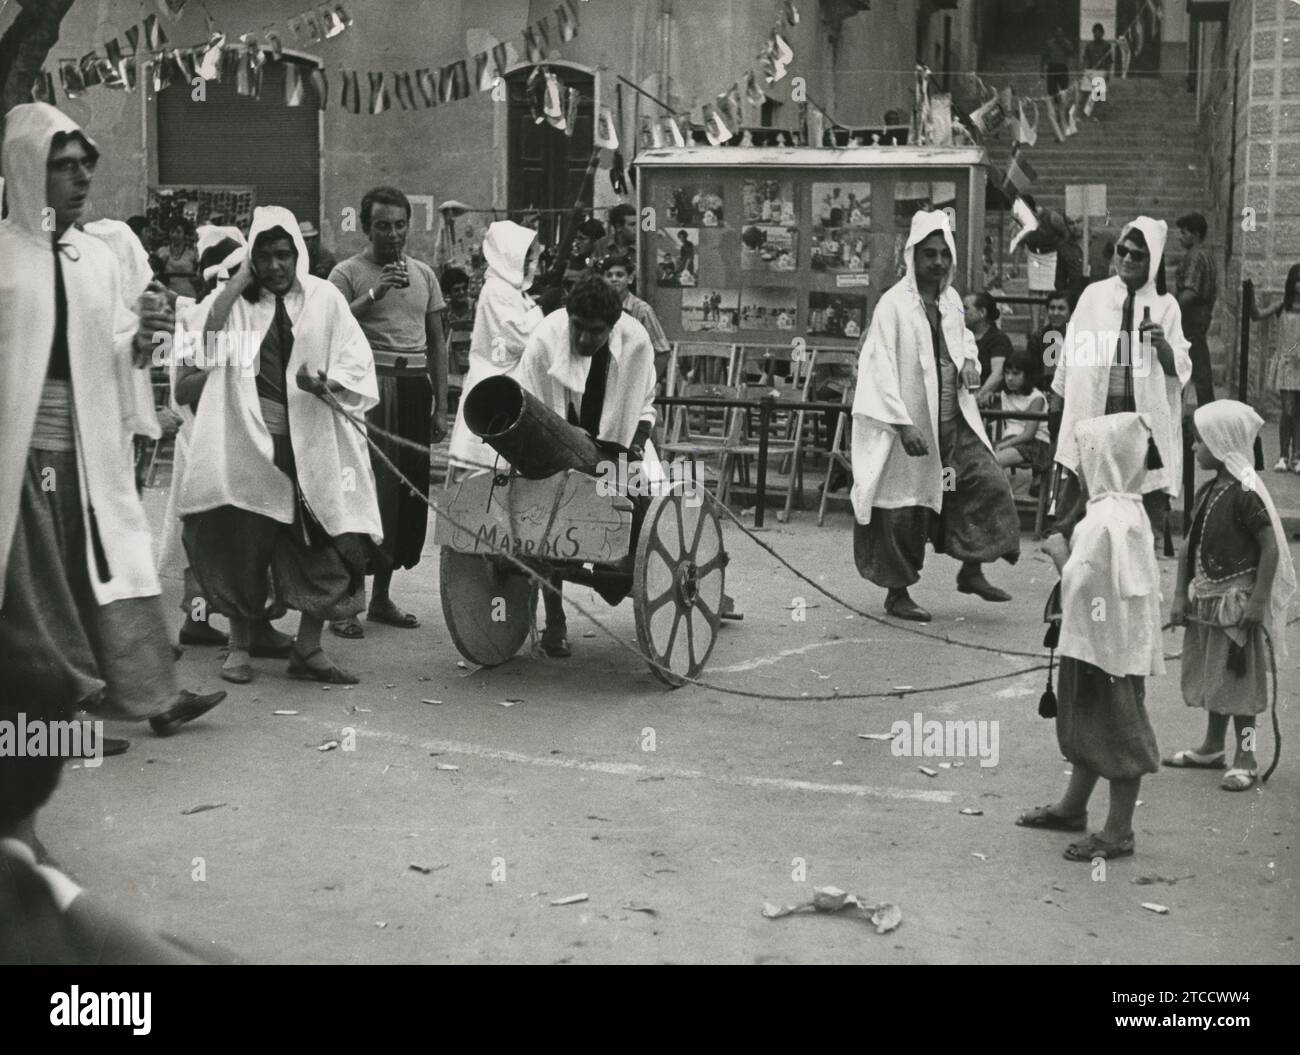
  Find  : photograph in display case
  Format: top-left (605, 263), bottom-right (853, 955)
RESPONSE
top-left (742, 179), bottom-right (797, 226)
top-left (681, 288), bottom-right (739, 332)
top-left (739, 287), bottom-right (798, 331)
top-left (808, 291), bottom-right (868, 340)
top-left (740, 224), bottom-right (797, 272)
top-left (656, 227), bottom-right (700, 287)
top-left (811, 182), bottom-right (870, 273)
top-left (663, 184), bottom-right (726, 227)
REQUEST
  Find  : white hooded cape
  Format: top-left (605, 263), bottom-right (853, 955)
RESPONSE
top-left (1192, 400), bottom-right (1296, 657)
top-left (849, 209), bottom-right (991, 523)
top-left (448, 221), bottom-right (544, 470)
top-left (1058, 413), bottom-right (1165, 678)
top-left (83, 218), bottom-right (161, 441)
top-left (1052, 216), bottom-right (1192, 496)
top-left (0, 103), bottom-right (159, 607)
top-left (178, 206), bottom-right (382, 541)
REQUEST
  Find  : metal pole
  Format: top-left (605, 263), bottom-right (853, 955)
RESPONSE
top-left (753, 393), bottom-right (774, 529)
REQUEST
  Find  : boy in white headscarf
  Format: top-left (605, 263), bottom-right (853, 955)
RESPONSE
top-left (1164, 401), bottom-right (1296, 791)
top-left (850, 210), bottom-right (1020, 623)
top-left (1020, 413), bottom-right (1165, 861)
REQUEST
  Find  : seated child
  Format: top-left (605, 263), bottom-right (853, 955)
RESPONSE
top-left (994, 350), bottom-right (1051, 472)
top-left (1163, 401), bottom-right (1295, 791)
top-left (1019, 413), bottom-right (1165, 861)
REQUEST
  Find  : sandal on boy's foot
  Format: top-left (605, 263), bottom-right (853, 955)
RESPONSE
top-left (1063, 832), bottom-right (1135, 861)
top-left (1220, 768), bottom-right (1257, 792)
top-left (287, 647), bottom-right (359, 684)
top-left (149, 690), bottom-right (227, 737)
top-left (1161, 748), bottom-right (1226, 769)
top-left (1016, 805), bottom-right (1088, 832)
top-left (367, 601), bottom-right (421, 629)
top-left (329, 618), bottom-right (365, 639)
top-left (220, 655), bottom-right (253, 684)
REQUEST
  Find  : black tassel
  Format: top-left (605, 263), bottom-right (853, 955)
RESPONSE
top-left (1227, 640), bottom-right (1248, 677)
top-left (1042, 620), bottom-right (1060, 650)
top-left (1146, 436), bottom-right (1163, 470)
top-left (1039, 649), bottom-right (1058, 719)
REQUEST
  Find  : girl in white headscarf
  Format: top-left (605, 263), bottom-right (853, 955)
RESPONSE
top-left (1020, 413), bottom-right (1164, 861)
top-left (1163, 400), bottom-right (1296, 791)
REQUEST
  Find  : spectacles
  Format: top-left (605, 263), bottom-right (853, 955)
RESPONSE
top-left (1114, 244), bottom-right (1148, 261)
top-left (48, 157), bottom-right (97, 176)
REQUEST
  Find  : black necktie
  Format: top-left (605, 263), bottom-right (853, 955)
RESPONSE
top-left (1117, 289), bottom-right (1135, 412)
top-left (575, 345), bottom-right (612, 438)
top-left (255, 295), bottom-right (294, 404)
top-left (48, 246), bottom-right (71, 380)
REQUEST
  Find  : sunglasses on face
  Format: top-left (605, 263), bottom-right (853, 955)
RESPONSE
top-left (1114, 244), bottom-right (1148, 261)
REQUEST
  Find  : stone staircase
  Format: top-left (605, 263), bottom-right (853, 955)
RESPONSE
top-left (977, 52), bottom-right (1221, 376)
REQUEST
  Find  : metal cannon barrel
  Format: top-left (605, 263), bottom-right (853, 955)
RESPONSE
top-left (463, 375), bottom-right (604, 480)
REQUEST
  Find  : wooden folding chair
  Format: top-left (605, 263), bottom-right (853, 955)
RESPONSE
top-left (809, 349), bottom-right (857, 526)
top-left (722, 343), bottom-right (815, 519)
top-left (657, 342), bottom-right (739, 497)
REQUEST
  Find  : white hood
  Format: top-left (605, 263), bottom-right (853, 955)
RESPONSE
top-left (1, 102), bottom-right (94, 241)
top-left (901, 208), bottom-right (959, 297)
top-left (482, 221), bottom-right (537, 290)
top-left (1119, 215), bottom-right (1167, 297)
top-left (246, 205), bottom-right (310, 289)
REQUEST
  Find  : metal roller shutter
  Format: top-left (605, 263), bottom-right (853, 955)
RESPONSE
top-left (155, 59), bottom-right (320, 224)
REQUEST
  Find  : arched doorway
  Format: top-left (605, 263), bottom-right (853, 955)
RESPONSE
top-left (505, 64), bottom-right (594, 246)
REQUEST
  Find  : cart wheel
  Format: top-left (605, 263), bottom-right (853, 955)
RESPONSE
top-left (439, 549), bottom-right (536, 667)
top-left (633, 487), bottom-right (726, 687)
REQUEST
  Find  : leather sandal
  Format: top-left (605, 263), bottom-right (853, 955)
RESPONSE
top-left (288, 647), bottom-right (358, 684)
top-left (1063, 832), bottom-right (1135, 861)
top-left (1016, 804), bottom-right (1088, 832)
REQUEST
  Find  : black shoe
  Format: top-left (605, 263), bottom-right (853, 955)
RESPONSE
top-left (539, 624), bottom-right (571, 658)
top-left (956, 572), bottom-right (1012, 603)
top-left (149, 690), bottom-right (227, 737)
top-left (100, 736), bottom-right (131, 757)
top-left (249, 627), bottom-right (294, 659)
top-left (179, 621), bottom-right (229, 647)
top-left (885, 589), bottom-right (932, 622)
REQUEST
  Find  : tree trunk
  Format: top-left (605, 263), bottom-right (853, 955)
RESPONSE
top-left (1, 0), bottom-right (77, 117)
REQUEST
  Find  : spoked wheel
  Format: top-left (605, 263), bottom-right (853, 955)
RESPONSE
top-left (439, 549), bottom-right (537, 667)
top-left (633, 487), bottom-right (727, 687)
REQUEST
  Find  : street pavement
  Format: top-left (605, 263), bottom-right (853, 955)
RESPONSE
top-left (42, 491), bottom-right (1299, 964)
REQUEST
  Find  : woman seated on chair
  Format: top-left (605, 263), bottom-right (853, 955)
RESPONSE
top-left (994, 350), bottom-right (1052, 473)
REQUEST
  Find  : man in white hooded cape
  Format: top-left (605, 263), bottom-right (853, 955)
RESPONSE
top-left (850, 210), bottom-right (1020, 623)
top-left (1049, 216), bottom-right (1192, 538)
top-left (447, 220), bottom-right (544, 473)
top-left (178, 206), bottom-right (382, 685)
top-left (0, 103), bottom-right (225, 751)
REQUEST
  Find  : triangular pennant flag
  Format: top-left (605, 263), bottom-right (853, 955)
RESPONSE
top-left (492, 42), bottom-right (511, 78)
top-left (104, 39), bottom-right (129, 89)
top-left (641, 116), bottom-right (663, 149)
top-left (661, 114), bottom-right (686, 147)
top-left (312, 67), bottom-right (328, 109)
top-left (445, 59), bottom-right (470, 101)
top-left (474, 51), bottom-right (493, 93)
top-left (196, 35), bottom-right (225, 81)
top-left (285, 61), bottom-right (304, 106)
top-left (368, 71), bottom-right (391, 114)
top-left (784, 1), bottom-right (800, 27)
top-left (723, 83), bottom-right (743, 129)
top-left (594, 105), bottom-right (619, 149)
top-left (804, 103), bottom-right (824, 147)
top-left (523, 20), bottom-right (550, 63)
top-left (392, 71), bottom-right (417, 110)
top-left (333, 4), bottom-right (354, 29)
top-left (772, 32), bottom-right (794, 65)
top-left (609, 149), bottom-right (627, 194)
top-left (156, 0), bottom-right (189, 19)
top-left (341, 68), bottom-right (360, 113)
top-left (745, 70), bottom-right (766, 107)
top-left (235, 49), bottom-right (253, 96)
top-left (564, 86), bottom-right (580, 138)
top-left (543, 70), bottom-right (565, 129)
top-left (303, 12), bottom-right (323, 43)
top-left (702, 103), bottom-right (732, 145)
top-left (415, 68), bottom-right (439, 107)
top-left (171, 47), bottom-right (194, 81)
top-left (264, 31), bottom-right (283, 61)
top-left (32, 69), bottom-right (56, 104)
top-left (555, 3), bottom-right (578, 42)
top-left (144, 13), bottom-right (168, 50)
top-left (321, 5), bottom-right (344, 39)
top-left (152, 55), bottom-right (175, 94)
top-left (125, 25), bottom-right (141, 55)
top-left (59, 60), bottom-right (85, 98)
top-left (79, 53), bottom-right (103, 88)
